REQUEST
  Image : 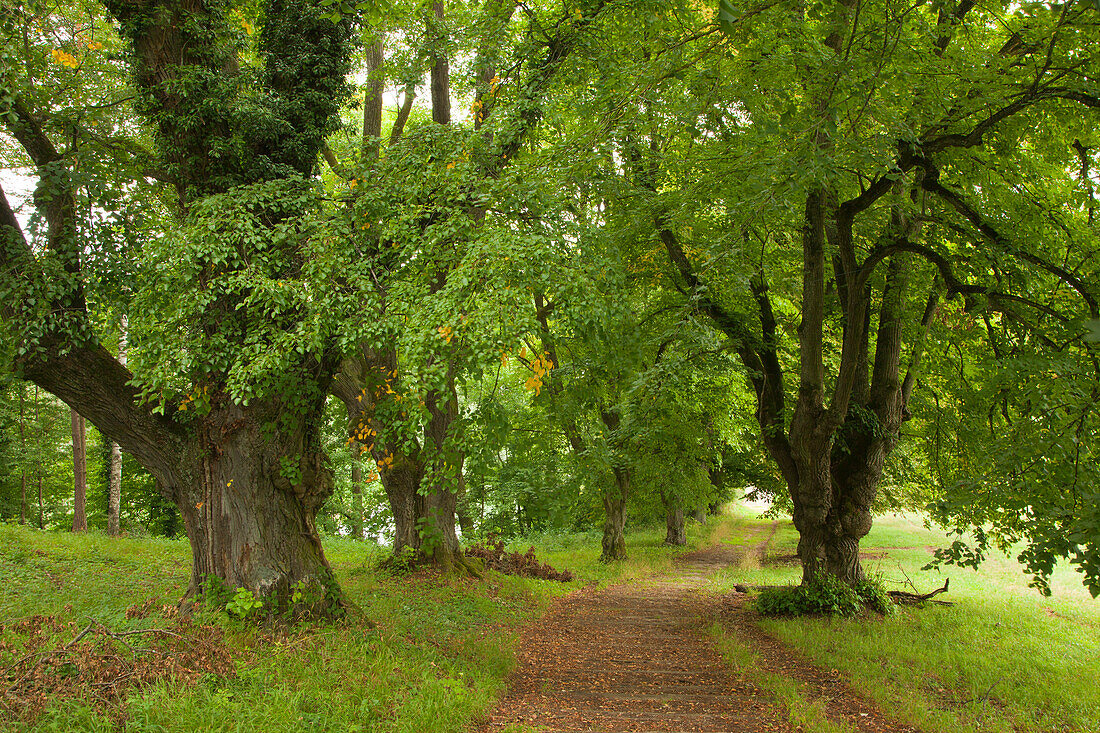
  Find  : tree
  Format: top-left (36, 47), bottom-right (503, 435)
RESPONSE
top-left (646, 0), bottom-right (1100, 586)
top-left (2, 0), bottom-right (356, 609)
top-left (70, 408), bottom-right (87, 532)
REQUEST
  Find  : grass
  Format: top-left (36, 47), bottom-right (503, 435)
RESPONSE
top-left (0, 517), bottom-right (714, 732)
top-left (6, 508), bottom-right (1094, 733)
top-left (708, 621), bottom-right (855, 733)
top-left (709, 503), bottom-right (1100, 733)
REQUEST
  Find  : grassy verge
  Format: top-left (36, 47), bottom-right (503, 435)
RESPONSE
top-left (0, 516), bottom-right (716, 732)
top-left (708, 621), bottom-right (855, 733)
top-left (709, 504), bottom-right (1100, 733)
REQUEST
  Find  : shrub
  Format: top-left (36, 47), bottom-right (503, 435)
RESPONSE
top-left (755, 574), bottom-right (894, 617)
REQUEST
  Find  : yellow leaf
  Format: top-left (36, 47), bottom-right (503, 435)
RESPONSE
top-left (51, 48), bottom-right (79, 68)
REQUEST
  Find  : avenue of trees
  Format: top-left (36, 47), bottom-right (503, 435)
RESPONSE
top-left (1, 0), bottom-right (1097, 610)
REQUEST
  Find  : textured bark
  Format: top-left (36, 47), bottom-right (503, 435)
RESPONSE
top-left (420, 378), bottom-right (474, 572)
top-left (22, 343), bottom-right (340, 609)
top-left (176, 401), bottom-right (338, 609)
top-left (108, 327), bottom-right (127, 537)
top-left (332, 348), bottom-right (477, 573)
top-left (349, 458), bottom-right (365, 540)
top-left (109, 442), bottom-right (122, 536)
top-left (71, 409), bottom-right (88, 533)
top-left (664, 505), bottom-right (687, 546)
top-left (362, 40), bottom-right (385, 160)
top-left (18, 389), bottom-right (26, 525)
top-left (429, 0), bottom-right (451, 125)
top-left (601, 467), bottom-right (629, 562)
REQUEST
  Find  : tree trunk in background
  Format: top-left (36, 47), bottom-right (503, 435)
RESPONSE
top-left (601, 467), bottom-right (629, 561)
top-left (18, 388), bottom-right (26, 525)
top-left (691, 507), bottom-right (706, 523)
top-left (419, 380), bottom-right (480, 574)
top-left (71, 409), bottom-right (87, 532)
top-left (457, 502), bottom-right (474, 538)
top-left (108, 324), bottom-right (127, 536)
top-left (108, 442), bottom-right (122, 535)
top-left (665, 505), bottom-right (686, 546)
top-left (349, 457), bottom-right (365, 540)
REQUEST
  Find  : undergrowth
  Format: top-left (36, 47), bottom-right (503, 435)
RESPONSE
top-left (0, 517), bottom-right (712, 731)
top-left (755, 574), bottom-right (895, 617)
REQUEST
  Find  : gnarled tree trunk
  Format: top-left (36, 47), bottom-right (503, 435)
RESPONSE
top-left (176, 403), bottom-right (337, 607)
top-left (22, 345), bottom-right (341, 612)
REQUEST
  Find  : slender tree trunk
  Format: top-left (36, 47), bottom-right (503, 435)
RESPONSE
top-left (108, 324), bottom-right (127, 536)
top-left (691, 507), bottom-right (705, 523)
top-left (35, 385), bottom-right (43, 529)
top-left (108, 442), bottom-right (122, 535)
top-left (71, 409), bottom-right (87, 532)
top-left (18, 387), bottom-right (26, 525)
top-left (349, 456), bottom-right (365, 540)
top-left (601, 467), bottom-right (629, 561)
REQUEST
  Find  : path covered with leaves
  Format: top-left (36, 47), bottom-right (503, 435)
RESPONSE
top-left (479, 525), bottom-right (919, 733)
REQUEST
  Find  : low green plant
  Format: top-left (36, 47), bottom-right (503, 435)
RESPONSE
top-left (755, 574), bottom-right (894, 617)
top-left (225, 587), bottom-right (264, 619)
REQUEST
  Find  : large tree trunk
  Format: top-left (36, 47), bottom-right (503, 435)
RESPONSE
top-left (71, 409), bottom-right (87, 533)
top-left (23, 344), bottom-right (342, 612)
top-left (175, 401), bottom-right (338, 610)
top-left (601, 467), bottom-right (629, 562)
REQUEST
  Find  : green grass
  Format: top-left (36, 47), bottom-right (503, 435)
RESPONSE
top-left (710, 504), bottom-right (1100, 733)
top-left (0, 517), bottom-right (713, 732)
top-left (708, 621), bottom-right (855, 733)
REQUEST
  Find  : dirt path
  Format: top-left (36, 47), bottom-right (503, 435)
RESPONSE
top-left (478, 522), bottom-right (921, 733)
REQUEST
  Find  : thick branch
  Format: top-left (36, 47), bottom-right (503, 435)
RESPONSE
top-left (923, 175), bottom-right (1099, 318)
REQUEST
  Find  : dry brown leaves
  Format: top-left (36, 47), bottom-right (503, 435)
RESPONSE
top-left (0, 608), bottom-right (239, 727)
top-left (465, 538), bottom-right (574, 582)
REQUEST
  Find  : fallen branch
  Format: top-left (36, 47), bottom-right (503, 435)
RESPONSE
top-left (888, 578), bottom-right (953, 606)
top-left (4, 621), bottom-right (96, 695)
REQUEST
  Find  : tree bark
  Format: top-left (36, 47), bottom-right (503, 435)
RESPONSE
top-left (332, 347), bottom-right (477, 573)
top-left (71, 409), bottom-right (87, 533)
top-left (175, 401), bottom-right (339, 610)
top-left (109, 441), bottom-right (122, 535)
top-left (664, 503), bottom-right (687, 546)
top-left (22, 344), bottom-right (341, 610)
top-left (108, 325), bottom-right (127, 536)
top-left (429, 0), bottom-right (451, 125)
top-left (349, 456), bottom-right (365, 540)
top-left (18, 387), bottom-right (26, 525)
top-left (601, 467), bottom-right (629, 561)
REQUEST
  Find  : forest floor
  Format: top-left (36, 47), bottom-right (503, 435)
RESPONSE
top-left (479, 521), bottom-right (919, 733)
top-left (1, 508), bottom-right (1096, 732)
